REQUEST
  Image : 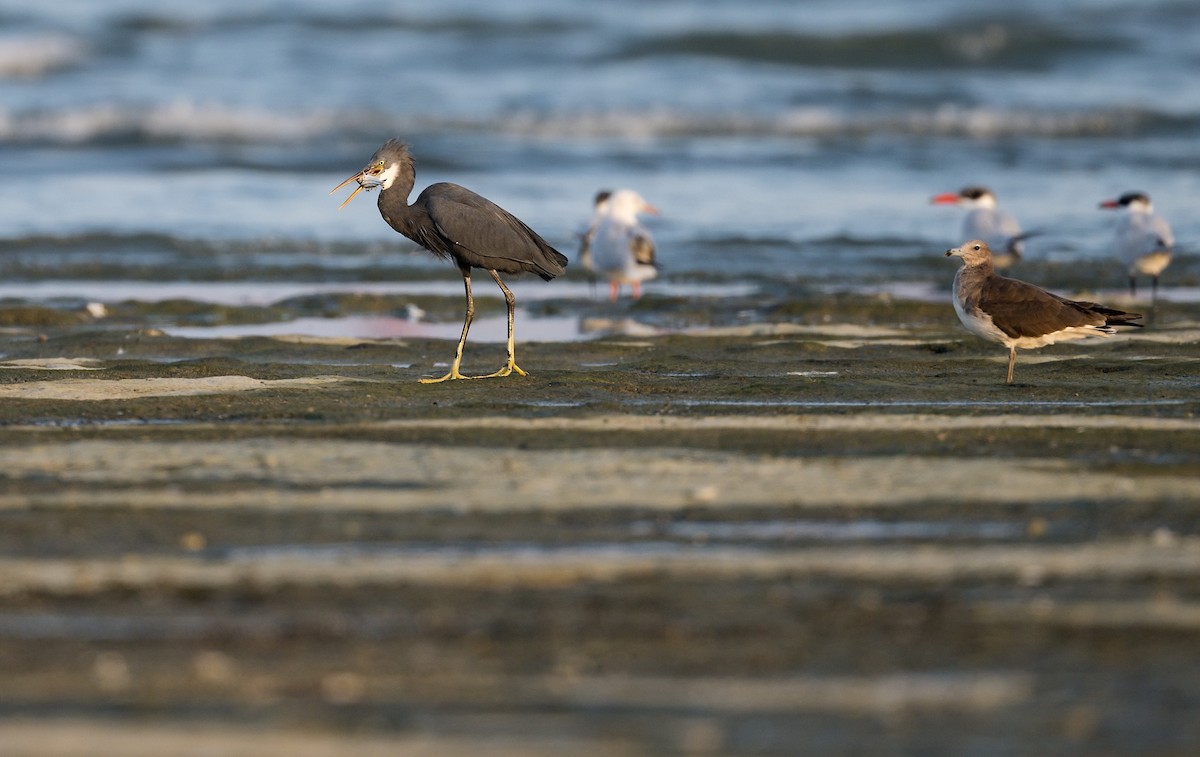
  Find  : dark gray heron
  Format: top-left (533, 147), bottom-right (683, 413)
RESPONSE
top-left (946, 240), bottom-right (1142, 385)
top-left (332, 140), bottom-right (568, 383)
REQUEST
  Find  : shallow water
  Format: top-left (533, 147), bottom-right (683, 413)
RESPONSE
top-left (165, 311), bottom-right (590, 343)
top-left (0, 0), bottom-right (1197, 327)
top-left (634, 398), bottom-right (1194, 409)
top-left (0, 279), bottom-right (757, 308)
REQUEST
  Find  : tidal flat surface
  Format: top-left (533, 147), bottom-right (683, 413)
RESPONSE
top-left (0, 292), bottom-right (1198, 756)
top-left (5, 0), bottom-right (1200, 751)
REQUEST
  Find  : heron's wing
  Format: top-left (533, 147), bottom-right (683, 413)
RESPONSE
top-left (422, 183), bottom-right (566, 278)
top-left (978, 276), bottom-right (1105, 339)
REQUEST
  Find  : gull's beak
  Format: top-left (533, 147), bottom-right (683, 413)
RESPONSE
top-left (331, 170), bottom-right (367, 210)
top-left (643, 203), bottom-right (660, 216)
top-left (945, 247), bottom-right (961, 257)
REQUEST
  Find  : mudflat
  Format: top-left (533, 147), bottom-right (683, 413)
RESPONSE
top-left (0, 294), bottom-right (1198, 755)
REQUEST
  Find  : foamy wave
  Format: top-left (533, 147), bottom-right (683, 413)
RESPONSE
top-left (494, 105), bottom-right (1155, 140)
top-left (139, 101), bottom-right (341, 142)
top-left (620, 23), bottom-right (1119, 71)
top-left (0, 33), bottom-right (88, 77)
top-left (0, 101), bottom-right (348, 144)
top-left (866, 105), bottom-right (1143, 139)
top-left (0, 101), bottom-right (1177, 146)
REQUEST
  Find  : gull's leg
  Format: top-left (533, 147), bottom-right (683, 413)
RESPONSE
top-left (1005, 346), bottom-right (1017, 385)
top-left (608, 280), bottom-right (620, 302)
top-left (1149, 275), bottom-right (1160, 327)
top-left (420, 267), bottom-right (474, 383)
top-left (476, 269), bottom-right (528, 379)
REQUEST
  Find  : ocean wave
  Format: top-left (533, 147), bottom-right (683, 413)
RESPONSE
top-left (0, 100), bottom-right (1191, 149)
top-left (0, 101), bottom-right (348, 145)
top-left (0, 231), bottom-right (229, 256)
top-left (493, 105), bottom-right (1183, 140)
top-left (109, 10), bottom-right (576, 36)
top-left (0, 33), bottom-right (88, 78)
top-left (618, 22), bottom-right (1124, 71)
top-left (0, 232), bottom-right (436, 282)
top-left (0, 232), bottom-right (399, 258)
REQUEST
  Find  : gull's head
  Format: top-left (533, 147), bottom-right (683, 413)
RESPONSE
top-left (605, 189), bottom-right (659, 223)
top-left (330, 139), bottom-right (411, 209)
top-left (592, 189), bottom-right (613, 213)
top-left (946, 239), bottom-right (993, 265)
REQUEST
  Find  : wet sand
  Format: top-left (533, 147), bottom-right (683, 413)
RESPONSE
top-left (0, 292), bottom-right (1198, 755)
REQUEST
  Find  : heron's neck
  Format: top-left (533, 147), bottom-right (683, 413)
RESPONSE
top-left (376, 161), bottom-right (419, 235)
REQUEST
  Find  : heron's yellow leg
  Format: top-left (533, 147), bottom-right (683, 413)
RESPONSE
top-left (473, 270), bottom-right (528, 379)
top-left (420, 269), bottom-right (474, 383)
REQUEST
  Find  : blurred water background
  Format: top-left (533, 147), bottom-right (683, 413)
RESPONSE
top-left (1, 0), bottom-right (1197, 337)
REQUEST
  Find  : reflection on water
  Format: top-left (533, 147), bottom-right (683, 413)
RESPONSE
top-left (653, 398), bottom-right (1191, 409)
top-left (653, 519), bottom-right (1027, 542)
top-left (218, 519), bottom-right (1031, 566)
top-left (224, 541), bottom-right (698, 563)
top-left (165, 312), bottom-right (591, 344)
top-left (162, 310), bottom-right (685, 343)
top-left (850, 281), bottom-right (1200, 305)
top-left (0, 279), bottom-right (757, 308)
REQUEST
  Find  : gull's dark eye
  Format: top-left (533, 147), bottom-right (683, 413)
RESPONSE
top-left (973, 245), bottom-right (981, 250)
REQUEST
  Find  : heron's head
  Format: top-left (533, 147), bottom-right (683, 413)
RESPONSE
top-left (945, 239), bottom-right (993, 265)
top-left (330, 139), bottom-right (412, 209)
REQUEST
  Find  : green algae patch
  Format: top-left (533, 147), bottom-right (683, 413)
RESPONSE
top-left (0, 306), bottom-right (86, 328)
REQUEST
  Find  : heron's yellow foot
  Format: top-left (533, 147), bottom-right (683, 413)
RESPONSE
top-left (419, 367), bottom-right (470, 384)
top-left (477, 361), bottom-right (528, 379)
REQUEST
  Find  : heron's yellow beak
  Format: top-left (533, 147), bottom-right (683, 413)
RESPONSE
top-left (330, 171), bottom-right (366, 210)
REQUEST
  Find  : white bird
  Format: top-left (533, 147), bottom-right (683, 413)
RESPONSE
top-left (577, 189), bottom-right (611, 288)
top-left (932, 186), bottom-right (1034, 269)
top-left (1099, 191), bottom-right (1174, 298)
top-left (579, 189), bottom-right (659, 301)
